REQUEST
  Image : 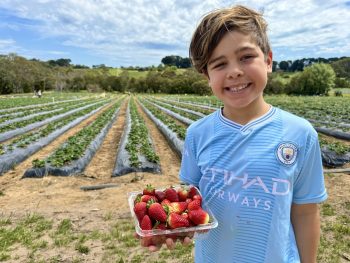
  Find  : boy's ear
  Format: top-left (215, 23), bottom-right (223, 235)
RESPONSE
top-left (266, 51), bottom-right (273, 73)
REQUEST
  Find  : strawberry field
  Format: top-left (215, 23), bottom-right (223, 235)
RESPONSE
top-left (0, 92), bottom-right (349, 262)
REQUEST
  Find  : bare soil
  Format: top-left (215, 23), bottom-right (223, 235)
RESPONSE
top-left (0, 99), bottom-right (349, 262)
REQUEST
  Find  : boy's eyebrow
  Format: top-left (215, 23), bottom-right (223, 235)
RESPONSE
top-left (208, 46), bottom-right (257, 66)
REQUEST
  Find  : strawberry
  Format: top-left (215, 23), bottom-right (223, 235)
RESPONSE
top-left (167, 212), bottom-right (190, 229)
top-left (134, 193), bottom-right (142, 204)
top-left (187, 199), bottom-right (202, 211)
top-left (143, 184), bottom-right (155, 196)
top-left (185, 198), bottom-right (192, 204)
top-left (188, 186), bottom-right (199, 199)
top-left (154, 222), bottom-right (167, 230)
top-left (148, 202), bottom-right (167, 222)
top-left (161, 199), bottom-right (171, 206)
top-left (167, 202), bottom-right (187, 214)
top-left (177, 187), bottom-right (188, 201)
top-left (133, 201), bottom-right (147, 222)
top-left (181, 212), bottom-right (189, 220)
top-left (192, 194), bottom-right (202, 204)
top-left (188, 208), bottom-right (209, 225)
top-left (140, 215), bottom-right (152, 230)
top-left (155, 190), bottom-right (166, 202)
top-left (141, 195), bottom-right (157, 203)
top-left (164, 187), bottom-right (179, 202)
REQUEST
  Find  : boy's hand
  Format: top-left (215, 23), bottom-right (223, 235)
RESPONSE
top-left (135, 233), bottom-right (193, 252)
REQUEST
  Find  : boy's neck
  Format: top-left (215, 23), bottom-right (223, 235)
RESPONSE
top-left (222, 101), bottom-right (271, 126)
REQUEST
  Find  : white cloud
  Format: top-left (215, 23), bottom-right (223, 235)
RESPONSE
top-left (0, 0), bottom-right (349, 65)
top-left (0, 39), bottom-right (22, 53)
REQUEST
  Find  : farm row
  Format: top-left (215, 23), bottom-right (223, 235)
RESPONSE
top-left (0, 93), bottom-right (349, 178)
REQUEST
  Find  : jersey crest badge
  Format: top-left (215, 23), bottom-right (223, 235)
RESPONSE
top-left (276, 142), bottom-right (298, 165)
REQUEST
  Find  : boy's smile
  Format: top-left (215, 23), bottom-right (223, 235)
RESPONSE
top-left (206, 31), bottom-right (272, 125)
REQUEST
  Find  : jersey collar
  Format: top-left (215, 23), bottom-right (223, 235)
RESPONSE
top-left (218, 105), bottom-right (276, 132)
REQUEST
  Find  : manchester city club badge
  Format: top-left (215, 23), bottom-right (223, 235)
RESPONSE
top-left (276, 142), bottom-right (298, 165)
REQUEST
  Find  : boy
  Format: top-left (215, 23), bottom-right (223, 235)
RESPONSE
top-left (142, 5), bottom-right (327, 263)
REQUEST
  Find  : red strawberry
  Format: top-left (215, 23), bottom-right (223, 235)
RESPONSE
top-left (188, 209), bottom-right (209, 225)
top-left (148, 202), bottom-right (167, 222)
top-left (161, 199), bottom-right (171, 206)
top-left (192, 194), bottom-right (202, 204)
top-left (154, 222), bottom-right (167, 230)
top-left (188, 186), bottom-right (199, 199)
top-left (181, 212), bottom-right (189, 220)
top-left (187, 199), bottom-right (202, 211)
top-left (168, 202), bottom-right (187, 214)
top-left (143, 184), bottom-right (155, 196)
top-left (141, 195), bottom-right (157, 203)
top-left (155, 190), bottom-right (166, 202)
top-left (177, 187), bottom-right (188, 201)
top-left (133, 201), bottom-right (147, 222)
top-left (185, 198), bottom-right (192, 204)
top-left (140, 215), bottom-right (152, 230)
top-left (167, 212), bottom-right (190, 229)
top-left (164, 187), bottom-right (179, 202)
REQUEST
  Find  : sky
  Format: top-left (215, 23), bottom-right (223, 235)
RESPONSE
top-left (0, 0), bottom-right (349, 67)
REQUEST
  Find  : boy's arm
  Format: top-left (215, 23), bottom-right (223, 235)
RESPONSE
top-left (291, 203), bottom-right (320, 263)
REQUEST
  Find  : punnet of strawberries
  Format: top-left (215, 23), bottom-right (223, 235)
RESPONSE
top-left (129, 184), bottom-right (218, 237)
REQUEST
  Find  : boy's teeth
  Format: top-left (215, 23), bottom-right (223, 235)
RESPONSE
top-left (226, 84), bottom-right (248, 92)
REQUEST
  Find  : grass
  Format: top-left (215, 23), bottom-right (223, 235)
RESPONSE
top-left (318, 195), bottom-right (350, 263)
top-left (0, 192), bottom-right (348, 262)
top-left (0, 213), bottom-right (194, 262)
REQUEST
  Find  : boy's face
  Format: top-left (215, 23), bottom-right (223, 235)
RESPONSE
top-left (205, 31), bottom-right (272, 116)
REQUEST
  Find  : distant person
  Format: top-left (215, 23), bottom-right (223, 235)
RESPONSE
top-left (139, 5), bottom-right (327, 263)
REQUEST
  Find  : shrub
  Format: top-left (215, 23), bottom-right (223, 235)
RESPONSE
top-left (286, 63), bottom-right (335, 95)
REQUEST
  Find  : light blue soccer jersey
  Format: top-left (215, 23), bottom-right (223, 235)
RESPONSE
top-left (180, 106), bottom-right (327, 263)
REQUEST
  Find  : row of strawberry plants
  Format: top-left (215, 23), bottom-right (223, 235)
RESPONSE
top-left (23, 99), bottom-right (123, 177)
top-left (0, 93), bottom-right (89, 110)
top-left (0, 98), bottom-right (105, 134)
top-left (0, 100), bottom-right (109, 156)
top-left (319, 135), bottom-right (350, 168)
top-left (160, 96), bottom-right (217, 114)
top-left (113, 97), bottom-right (160, 176)
top-left (147, 97), bottom-right (205, 120)
top-left (0, 100), bottom-right (111, 175)
top-left (138, 98), bottom-right (186, 158)
top-left (143, 99), bottom-right (194, 126)
top-left (0, 99), bottom-right (109, 142)
top-left (0, 97), bottom-right (95, 122)
top-left (139, 99), bottom-right (187, 140)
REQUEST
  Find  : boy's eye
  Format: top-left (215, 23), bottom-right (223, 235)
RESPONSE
top-left (213, 62), bottom-right (225, 68)
top-left (241, 55), bottom-right (255, 61)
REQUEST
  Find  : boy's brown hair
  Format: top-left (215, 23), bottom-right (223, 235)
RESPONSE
top-left (189, 5), bottom-right (271, 74)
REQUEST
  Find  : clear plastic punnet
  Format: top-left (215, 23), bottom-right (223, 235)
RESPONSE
top-left (128, 185), bottom-right (218, 238)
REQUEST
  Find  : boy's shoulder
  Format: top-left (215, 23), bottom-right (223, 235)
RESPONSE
top-left (187, 110), bottom-right (218, 134)
top-left (277, 107), bottom-right (317, 135)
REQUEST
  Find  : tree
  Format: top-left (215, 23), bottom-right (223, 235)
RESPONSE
top-left (278, 61), bottom-right (290, 71)
top-left (287, 63), bottom-right (335, 95)
top-left (331, 57), bottom-right (350, 80)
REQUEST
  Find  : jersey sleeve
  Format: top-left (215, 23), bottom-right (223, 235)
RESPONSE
top-left (179, 129), bottom-right (202, 187)
top-left (293, 133), bottom-right (328, 204)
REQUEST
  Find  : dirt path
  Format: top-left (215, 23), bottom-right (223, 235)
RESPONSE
top-left (0, 97), bottom-right (182, 219)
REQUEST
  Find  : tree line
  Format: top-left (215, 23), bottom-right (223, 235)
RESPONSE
top-left (0, 53), bottom-right (349, 96)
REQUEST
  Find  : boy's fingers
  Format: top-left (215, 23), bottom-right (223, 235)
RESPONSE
top-left (148, 244), bottom-right (161, 252)
top-left (165, 238), bottom-right (176, 250)
top-left (182, 236), bottom-right (192, 246)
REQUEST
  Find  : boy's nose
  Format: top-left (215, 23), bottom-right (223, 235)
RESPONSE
top-left (227, 63), bottom-right (243, 79)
